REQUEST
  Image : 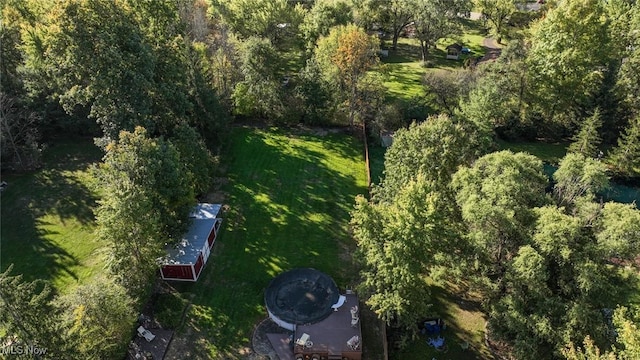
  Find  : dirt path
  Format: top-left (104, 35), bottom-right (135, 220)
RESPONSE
top-left (481, 37), bottom-right (502, 62)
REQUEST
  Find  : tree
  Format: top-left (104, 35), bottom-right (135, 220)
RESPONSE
top-left (358, 0), bottom-right (414, 50)
top-left (300, 0), bottom-right (353, 53)
top-left (422, 70), bottom-right (467, 115)
top-left (413, 0), bottom-right (470, 63)
top-left (232, 36), bottom-right (285, 120)
top-left (564, 306), bottom-right (640, 360)
top-left (0, 265), bottom-right (65, 359)
top-left (315, 24), bottom-right (379, 128)
top-left (169, 123), bottom-right (217, 197)
top-left (527, 0), bottom-right (612, 127)
top-left (375, 115), bottom-right (491, 203)
top-left (451, 151), bottom-right (549, 294)
top-left (553, 153), bottom-right (609, 208)
top-left (352, 175), bottom-right (449, 342)
top-left (21, 0), bottom-right (156, 140)
top-left (474, 0), bottom-right (518, 43)
top-left (56, 277), bottom-right (135, 360)
top-left (609, 0), bottom-right (640, 118)
top-left (568, 109), bottom-right (603, 159)
top-left (459, 40), bottom-right (532, 139)
top-left (209, 0), bottom-right (305, 45)
top-left (608, 116), bottom-right (640, 178)
top-left (0, 93), bottom-right (42, 171)
top-left (96, 127), bottom-right (194, 297)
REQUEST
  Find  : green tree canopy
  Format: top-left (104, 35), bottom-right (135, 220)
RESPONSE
top-left (375, 114), bottom-right (491, 203)
top-left (56, 277), bottom-right (135, 359)
top-left (96, 127), bottom-right (194, 297)
top-left (527, 0), bottom-right (611, 127)
top-left (315, 24), bottom-right (380, 127)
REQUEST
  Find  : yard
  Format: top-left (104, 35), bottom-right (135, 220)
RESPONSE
top-left (0, 138), bottom-right (104, 292)
top-left (163, 127), bottom-right (377, 359)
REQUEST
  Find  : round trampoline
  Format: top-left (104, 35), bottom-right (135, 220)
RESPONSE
top-left (265, 268), bottom-right (340, 331)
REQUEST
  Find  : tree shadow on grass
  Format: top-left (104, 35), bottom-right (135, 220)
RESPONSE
top-left (167, 127), bottom-right (368, 359)
top-left (0, 138), bottom-right (101, 286)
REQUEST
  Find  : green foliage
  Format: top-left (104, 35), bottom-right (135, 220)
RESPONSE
top-left (413, 0), bottom-right (470, 62)
top-left (209, 0), bottom-right (305, 46)
top-left (474, 0), bottom-right (517, 42)
top-left (315, 24), bottom-right (380, 127)
top-left (527, 0), bottom-right (612, 126)
top-left (568, 109), bottom-right (603, 159)
top-left (0, 93), bottom-right (42, 171)
top-left (0, 265), bottom-right (65, 359)
top-left (232, 36), bottom-right (286, 120)
top-left (300, 0), bottom-right (353, 53)
top-left (376, 114), bottom-right (491, 202)
top-left (608, 116), bottom-right (640, 178)
top-left (452, 151), bottom-right (549, 289)
top-left (169, 123), bottom-right (217, 197)
top-left (459, 40), bottom-right (532, 139)
top-left (553, 153), bottom-right (609, 207)
top-left (56, 276), bottom-right (135, 359)
top-left (610, 1), bottom-right (640, 117)
top-left (595, 202), bottom-right (640, 261)
top-left (96, 127), bottom-right (194, 297)
top-left (352, 175), bottom-right (445, 338)
top-left (564, 307), bottom-right (640, 360)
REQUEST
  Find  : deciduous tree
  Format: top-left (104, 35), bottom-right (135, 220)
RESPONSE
top-left (56, 277), bottom-right (135, 360)
top-left (315, 24), bottom-right (379, 128)
top-left (413, 0), bottom-right (470, 63)
top-left (96, 127), bottom-right (194, 297)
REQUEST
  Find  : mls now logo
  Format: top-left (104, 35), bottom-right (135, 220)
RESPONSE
top-left (0, 345), bottom-right (48, 356)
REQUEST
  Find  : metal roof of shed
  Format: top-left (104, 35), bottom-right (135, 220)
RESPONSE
top-left (163, 203), bottom-right (221, 265)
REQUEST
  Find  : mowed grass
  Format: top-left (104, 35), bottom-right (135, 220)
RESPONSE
top-left (166, 127), bottom-right (370, 359)
top-left (0, 138), bottom-right (104, 292)
top-left (378, 17), bottom-right (487, 104)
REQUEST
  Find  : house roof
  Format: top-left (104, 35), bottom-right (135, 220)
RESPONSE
top-left (446, 43), bottom-right (463, 50)
top-left (163, 203), bottom-right (221, 265)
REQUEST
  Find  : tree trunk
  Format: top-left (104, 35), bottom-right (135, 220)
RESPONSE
top-left (420, 40), bottom-right (429, 63)
top-left (392, 32), bottom-right (400, 50)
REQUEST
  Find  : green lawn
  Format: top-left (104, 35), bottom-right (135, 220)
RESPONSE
top-left (496, 139), bottom-right (569, 165)
top-left (165, 127), bottom-right (373, 359)
top-left (378, 17), bottom-right (488, 107)
top-left (0, 138), bottom-right (104, 292)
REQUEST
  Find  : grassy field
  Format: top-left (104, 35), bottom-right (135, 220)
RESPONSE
top-left (164, 127), bottom-right (375, 359)
top-left (0, 138), bottom-right (104, 292)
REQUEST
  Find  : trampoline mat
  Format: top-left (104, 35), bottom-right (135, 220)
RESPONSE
top-left (265, 268), bottom-right (340, 325)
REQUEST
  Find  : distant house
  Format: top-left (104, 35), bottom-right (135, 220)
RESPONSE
top-left (446, 43), bottom-right (463, 60)
top-left (160, 203), bottom-right (222, 281)
top-left (380, 130), bottom-right (394, 148)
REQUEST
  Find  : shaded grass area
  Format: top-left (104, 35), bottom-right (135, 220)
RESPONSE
top-left (496, 139), bottom-right (569, 165)
top-left (0, 138), bottom-right (104, 292)
top-left (391, 280), bottom-right (493, 360)
top-left (166, 127), bottom-right (370, 359)
top-left (368, 142), bottom-right (387, 186)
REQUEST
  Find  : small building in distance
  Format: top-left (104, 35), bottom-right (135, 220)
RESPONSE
top-left (160, 203), bottom-right (222, 281)
top-left (446, 43), bottom-right (463, 60)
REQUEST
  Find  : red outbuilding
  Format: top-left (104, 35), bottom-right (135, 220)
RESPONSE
top-left (160, 203), bottom-right (222, 281)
